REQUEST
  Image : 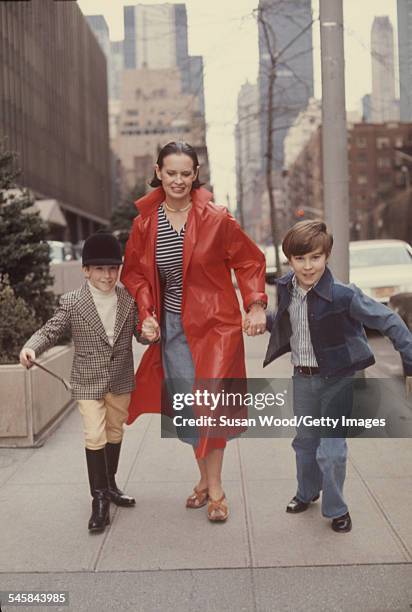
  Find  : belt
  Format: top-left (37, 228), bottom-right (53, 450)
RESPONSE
top-left (296, 365), bottom-right (320, 376)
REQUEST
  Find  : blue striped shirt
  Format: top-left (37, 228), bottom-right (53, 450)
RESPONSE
top-left (288, 274), bottom-right (318, 367)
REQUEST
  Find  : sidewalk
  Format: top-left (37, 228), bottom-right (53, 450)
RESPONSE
top-left (0, 334), bottom-right (411, 611)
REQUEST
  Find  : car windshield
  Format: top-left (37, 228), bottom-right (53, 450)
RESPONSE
top-left (48, 242), bottom-right (64, 262)
top-left (350, 245), bottom-right (412, 268)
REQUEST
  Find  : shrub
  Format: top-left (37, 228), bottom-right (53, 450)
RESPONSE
top-left (0, 145), bottom-right (55, 324)
top-left (0, 280), bottom-right (39, 364)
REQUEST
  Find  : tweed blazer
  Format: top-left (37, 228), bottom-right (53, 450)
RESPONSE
top-left (24, 283), bottom-right (137, 400)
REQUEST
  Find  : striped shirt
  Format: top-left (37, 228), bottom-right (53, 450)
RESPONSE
top-left (288, 274), bottom-right (318, 367)
top-left (156, 204), bottom-right (186, 314)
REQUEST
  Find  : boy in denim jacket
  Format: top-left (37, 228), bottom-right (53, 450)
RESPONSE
top-left (264, 221), bottom-right (412, 532)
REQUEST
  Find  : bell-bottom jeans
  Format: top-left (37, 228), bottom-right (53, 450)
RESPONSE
top-left (292, 369), bottom-right (354, 519)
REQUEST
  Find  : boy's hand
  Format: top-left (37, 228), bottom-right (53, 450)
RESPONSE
top-left (141, 315), bottom-right (160, 342)
top-left (406, 376), bottom-right (412, 399)
top-left (243, 304), bottom-right (266, 337)
top-left (20, 348), bottom-right (36, 368)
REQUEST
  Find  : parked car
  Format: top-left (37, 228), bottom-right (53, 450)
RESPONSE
top-left (349, 240), bottom-right (412, 304)
top-left (47, 241), bottom-right (77, 263)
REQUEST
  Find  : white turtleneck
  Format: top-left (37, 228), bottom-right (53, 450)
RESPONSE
top-left (88, 281), bottom-right (117, 346)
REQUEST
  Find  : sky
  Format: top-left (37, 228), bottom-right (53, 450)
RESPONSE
top-left (77, 0), bottom-right (399, 207)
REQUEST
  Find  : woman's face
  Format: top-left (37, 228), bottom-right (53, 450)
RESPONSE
top-left (155, 153), bottom-right (198, 200)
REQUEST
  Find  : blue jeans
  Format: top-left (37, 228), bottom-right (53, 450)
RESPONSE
top-left (292, 370), bottom-right (354, 519)
top-left (161, 310), bottom-right (199, 447)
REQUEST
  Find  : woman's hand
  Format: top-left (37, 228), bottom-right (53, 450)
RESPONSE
top-left (141, 315), bottom-right (161, 342)
top-left (243, 304), bottom-right (266, 337)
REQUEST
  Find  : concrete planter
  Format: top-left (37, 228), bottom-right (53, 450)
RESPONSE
top-left (0, 345), bottom-right (74, 448)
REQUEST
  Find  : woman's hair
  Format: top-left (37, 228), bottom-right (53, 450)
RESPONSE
top-left (282, 220), bottom-right (333, 259)
top-left (149, 141), bottom-right (202, 189)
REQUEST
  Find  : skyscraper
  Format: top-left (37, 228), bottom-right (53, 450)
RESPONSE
top-left (85, 15), bottom-right (110, 59)
top-left (258, 0), bottom-right (314, 172)
top-left (362, 94), bottom-right (372, 122)
top-left (371, 16), bottom-right (399, 122)
top-left (123, 3), bottom-right (204, 113)
top-left (86, 15), bottom-right (124, 104)
top-left (397, 0), bottom-right (412, 121)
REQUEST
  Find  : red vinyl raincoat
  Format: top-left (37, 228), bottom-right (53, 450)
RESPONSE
top-left (121, 186), bottom-right (267, 457)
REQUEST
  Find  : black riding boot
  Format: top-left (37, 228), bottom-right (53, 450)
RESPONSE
top-left (105, 441), bottom-right (136, 507)
top-left (85, 448), bottom-right (110, 533)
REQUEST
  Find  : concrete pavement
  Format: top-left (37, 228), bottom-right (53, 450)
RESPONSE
top-left (0, 334), bottom-right (412, 611)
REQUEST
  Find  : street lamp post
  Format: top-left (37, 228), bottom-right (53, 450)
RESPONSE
top-left (320, 0), bottom-right (350, 282)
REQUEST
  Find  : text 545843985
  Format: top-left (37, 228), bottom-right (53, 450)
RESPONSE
top-left (0, 592), bottom-right (68, 607)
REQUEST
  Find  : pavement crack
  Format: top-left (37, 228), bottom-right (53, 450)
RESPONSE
top-left (349, 454), bottom-right (412, 562)
top-left (236, 439), bottom-right (258, 612)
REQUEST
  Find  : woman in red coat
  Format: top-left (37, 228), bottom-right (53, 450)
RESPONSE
top-left (121, 141), bottom-right (267, 521)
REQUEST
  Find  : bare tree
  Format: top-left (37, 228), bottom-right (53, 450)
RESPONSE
top-left (234, 123), bottom-right (245, 228)
top-left (255, 1), bottom-right (315, 277)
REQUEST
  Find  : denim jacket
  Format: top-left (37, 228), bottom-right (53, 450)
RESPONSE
top-left (263, 267), bottom-right (412, 377)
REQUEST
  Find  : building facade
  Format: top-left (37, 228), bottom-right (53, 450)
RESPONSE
top-left (86, 17), bottom-right (124, 139)
top-left (114, 68), bottom-right (209, 194)
top-left (397, 0), bottom-right (412, 121)
top-left (283, 97), bottom-right (321, 169)
top-left (287, 122), bottom-right (412, 239)
top-left (110, 40), bottom-right (124, 103)
top-left (258, 0), bottom-right (314, 172)
top-left (85, 15), bottom-right (110, 60)
top-left (117, 3), bottom-right (208, 195)
top-left (123, 3), bottom-right (205, 113)
top-left (0, 0), bottom-right (111, 241)
top-left (371, 16), bottom-right (399, 122)
top-left (235, 81), bottom-right (264, 242)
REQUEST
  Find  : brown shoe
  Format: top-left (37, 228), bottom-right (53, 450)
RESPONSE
top-left (207, 493), bottom-right (229, 522)
top-left (186, 487), bottom-right (209, 509)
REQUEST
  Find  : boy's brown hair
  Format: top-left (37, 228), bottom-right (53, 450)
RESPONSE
top-left (282, 220), bottom-right (333, 259)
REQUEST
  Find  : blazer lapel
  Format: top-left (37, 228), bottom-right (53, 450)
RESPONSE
top-left (78, 283), bottom-right (111, 345)
top-left (113, 287), bottom-right (134, 345)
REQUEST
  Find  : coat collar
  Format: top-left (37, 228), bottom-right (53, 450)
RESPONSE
top-left (134, 186), bottom-right (213, 288)
top-left (135, 186), bottom-right (213, 218)
top-left (277, 267), bottom-right (334, 302)
top-left (311, 266), bottom-right (334, 302)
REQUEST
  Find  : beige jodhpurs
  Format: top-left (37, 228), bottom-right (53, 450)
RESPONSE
top-left (77, 392), bottom-right (131, 450)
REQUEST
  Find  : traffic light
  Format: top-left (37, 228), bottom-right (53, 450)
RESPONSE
top-left (295, 209), bottom-right (305, 218)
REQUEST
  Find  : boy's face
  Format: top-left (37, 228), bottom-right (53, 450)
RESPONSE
top-left (83, 265), bottom-right (120, 292)
top-left (289, 249), bottom-right (328, 291)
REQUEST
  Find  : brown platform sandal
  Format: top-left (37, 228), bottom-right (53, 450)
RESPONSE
top-left (186, 487), bottom-right (209, 509)
top-left (207, 493), bottom-right (229, 522)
